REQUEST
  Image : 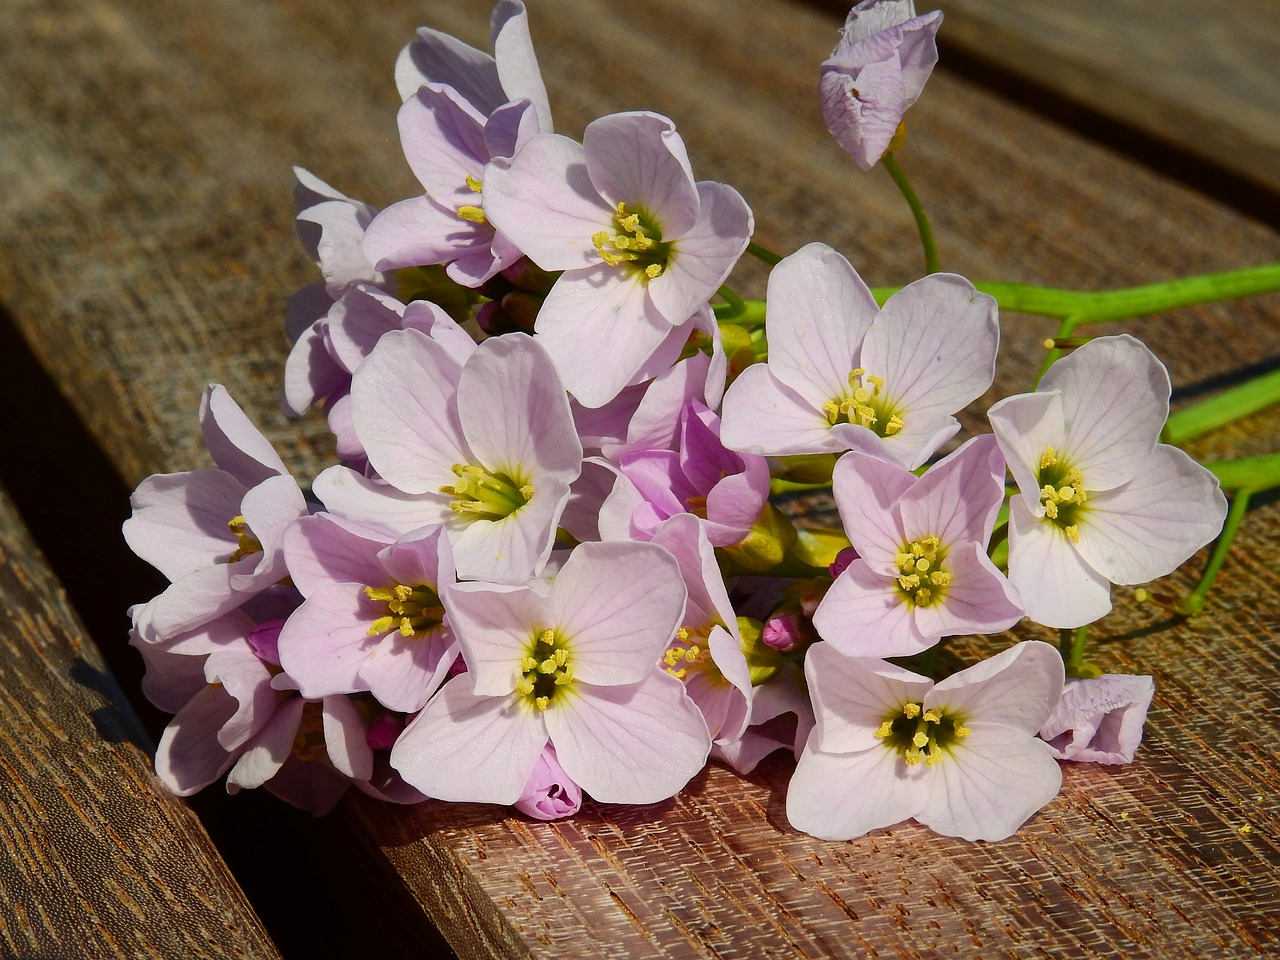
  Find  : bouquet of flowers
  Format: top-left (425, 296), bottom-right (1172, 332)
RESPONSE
top-left (122, 0), bottom-right (1278, 842)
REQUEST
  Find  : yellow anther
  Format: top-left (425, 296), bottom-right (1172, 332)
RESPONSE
top-left (367, 616), bottom-right (396, 636)
top-left (883, 415), bottom-right (904, 436)
top-left (538, 658), bottom-right (558, 674)
top-left (954, 723), bottom-right (971, 738)
top-left (535, 696), bottom-right (550, 711)
top-left (516, 677), bottom-right (536, 696)
top-left (914, 587), bottom-right (932, 605)
top-left (866, 374), bottom-right (884, 391)
top-left (903, 703), bottom-right (921, 719)
top-left (553, 666), bottom-right (574, 685)
top-left (457, 204), bottom-right (487, 224)
top-left (875, 720), bottom-right (894, 739)
top-left (929, 571), bottom-right (951, 587)
top-left (923, 708), bottom-right (942, 724)
top-left (539, 628), bottom-right (556, 644)
top-left (1064, 524), bottom-right (1080, 543)
top-left (644, 263), bottom-right (663, 278)
top-left (897, 574), bottom-right (920, 591)
top-left (1039, 447), bottom-right (1058, 470)
top-left (465, 174), bottom-right (483, 193)
top-left (904, 749), bottom-right (925, 766)
top-left (520, 656), bottom-right (538, 671)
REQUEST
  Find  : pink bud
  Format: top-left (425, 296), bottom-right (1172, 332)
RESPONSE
top-left (1038, 675), bottom-right (1154, 765)
top-left (514, 745), bottom-right (582, 820)
top-left (762, 613), bottom-right (804, 652)
top-left (247, 618), bottom-right (286, 665)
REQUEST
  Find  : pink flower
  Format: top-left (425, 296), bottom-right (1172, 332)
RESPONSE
top-left (989, 335), bottom-right (1228, 628)
top-left (125, 386), bottom-right (307, 640)
top-left (389, 541), bottom-right (711, 806)
top-left (483, 111), bottom-right (752, 407)
top-left (720, 242), bottom-right (998, 468)
top-left (1039, 674), bottom-right (1154, 765)
top-left (786, 640), bottom-right (1064, 841)
top-left (819, 0), bottom-right (943, 170)
top-left (315, 330), bottom-right (581, 583)
top-left (813, 436), bottom-right (1023, 657)
top-left (514, 744), bottom-right (582, 820)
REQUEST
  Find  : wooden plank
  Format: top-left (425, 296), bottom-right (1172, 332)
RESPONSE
top-left (931, 0), bottom-right (1280, 196)
top-left (2, 0), bottom-right (1280, 957)
top-left (0, 483), bottom-right (281, 959)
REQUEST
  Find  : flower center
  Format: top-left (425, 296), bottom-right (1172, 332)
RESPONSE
top-left (592, 202), bottom-right (671, 280)
top-left (823, 367), bottom-right (903, 437)
top-left (226, 515), bottom-right (263, 563)
top-left (442, 463), bottom-right (533, 521)
top-left (1036, 447), bottom-right (1087, 544)
top-left (894, 535), bottom-right (949, 608)
top-left (456, 174), bottom-right (487, 224)
top-left (365, 582), bottom-right (445, 638)
top-left (875, 701), bottom-right (970, 766)
top-left (515, 628), bottom-right (575, 711)
top-left (662, 625), bottom-right (720, 682)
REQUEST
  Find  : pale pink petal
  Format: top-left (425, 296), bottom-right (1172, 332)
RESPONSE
top-left (582, 112), bottom-right (697, 236)
top-left (207, 648), bottom-right (277, 751)
top-left (390, 678), bottom-right (548, 804)
top-left (803, 642), bottom-right (932, 754)
top-left (124, 470), bottom-right (245, 581)
top-left (444, 580), bottom-right (551, 697)
top-left (786, 745), bottom-right (920, 839)
top-left (226, 697), bottom-right (306, 792)
top-left (322, 695), bottom-right (374, 781)
top-left (276, 584), bottom-right (381, 698)
top-left (988, 390), bottom-right (1066, 508)
top-left (916, 723), bottom-right (1062, 841)
top-left (361, 626), bottom-right (458, 713)
top-left (1039, 674), bottom-right (1154, 764)
top-left (1007, 495), bottom-right (1113, 628)
top-left (282, 513), bottom-right (388, 598)
top-left (200, 385), bottom-right (288, 485)
top-left (491, 0), bottom-right (553, 131)
top-left (813, 562), bottom-right (931, 657)
top-left (900, 435), bottom-right (1006, 548)
top-left (912, 542), bottom-right (1023, 639)
top-left (448, 482), bottom-right (569, 583)
top-left (514, 744), bottom-right (581, 820)
top-left (155, 685), bottom-right (239, 795)
top-left (323, 284), bottom-right (407, 373)
top-left (1041, 335), bottom-right (1168, 489)
top-left (552, 541), bottom-right (686, 686)
top-left (819, 57), bottom-right (906, 171)
top-left (361, 195), bottom-right (484, 272)
top-left (831, 451), bottom-right (915, 571)
top-left (545, 670), bottom-right (710, 804)
top-left (144, 561), bottom-right (252, 638)
top-left (719, 364), bottom-right (839, 456)
top-left (1073, 445), bottom-right (1227, 584)
top-left (312, 465), bottom-right (450, 536)
top-left (394, 25), bottom-right (502, 108)
top-left (647, 180), bottom-right (752, 323)
top-left (928, 640), bottom-right (1064, 734)
top-left (283, 321), bottom-right (347, 417)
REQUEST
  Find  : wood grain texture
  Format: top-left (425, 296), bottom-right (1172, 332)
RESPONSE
top-left (2, 0), bottom-right (1279, 956)
top-left (932, 0), bottom-right (1280, 195)
top-left (0, 485), bottom-right (280, 959)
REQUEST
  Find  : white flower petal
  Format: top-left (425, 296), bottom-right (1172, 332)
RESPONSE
top-left (1007, 495), bottom-right (1112, 628)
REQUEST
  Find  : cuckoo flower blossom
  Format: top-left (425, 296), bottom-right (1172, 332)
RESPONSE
top-left (483, 111), bottom-right (753, 407)
top-left (317, 330), bottom-right (581, 584)
top-left (988, 335), bottom-right (1228, 628)
top-left (813, 436), bottom-right (1023, 657)
top-left (1039, 674), bottom-right (1155, 765)
top-left (787, 640), bottom-right (1064, 842)
top-left (819, 0), bottom-right (943, 170)
top-left (720, 242), bottom-right (998, 469)
top-left (390, 541), bottom-right (711, 806)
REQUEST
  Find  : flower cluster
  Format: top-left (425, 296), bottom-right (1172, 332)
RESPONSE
top-left (125, 0), bottom-right (1223, 840)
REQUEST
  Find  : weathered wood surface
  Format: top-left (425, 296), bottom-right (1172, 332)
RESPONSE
top-left (932, 0), bottom-right (1280, 197)
top-left (2, 0), bottom-right (1280, 957)
top-left (0, 483), bottom-right (281, 959)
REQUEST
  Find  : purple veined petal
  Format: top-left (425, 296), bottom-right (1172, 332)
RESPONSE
top-left (322, 694), bottom-right (374, 781)
top-left (285, 281), bottom-right (333, 343)
top-left (144, 561), bottom-right (252, 639)
top-left (351, 328), bottom-right (469, 495)
top-left (573, 387), bottom-right (646, 455)
top-left (155, 685), bottom-right (239, 795)
top-left (700, 455), bottom-right (769, 547)
top-left (619, 450), bottom-right (685, 530)
top-left (803, 642), bottom-right (932, 754)
top-left (763, 243), bottom-right (878, 403)
top-left (899, 434), bottom-right (1007, 548)
top-left (718, 364), bottom-right (840, 456)
top-left (929, 640), bottom-right (1063, 734)
top-left (1072, 444), bottom-right (1227, 584)
top-left (1040, 335), bottom-right (1169, 490)
top-left (361, 625), bottom-right (459, 714)
top-left (702, 624), bottom-right (753, 743)
top-left (132, 633), bottom-right (211, 711)
top-left (124, 469), bottom-right (246, 581)
top-left (533, 268), bottom-right (671, 408)
top-left (812, 560), bottom-right (931, 657)
top-left (559, 458), bottom-right (618, 543)
top-left (232, 475), bottom-right (308, 588)
top-left (200, 385), bottom-right (288, 486)
top-left (647, 180), bottom-right (752, 325)
top-left (390, 677), bottom-right (549, 804)
top-left (988, 389), bottom-right (1066, 508)
top-left (915, 722), bottom-right (1062, 841)
top-left (275, 584), bottom-right (381, 699)
top-left (283, 320), bottom-right (348, 417)
top-left (582, 112), bottom-right (698, 237)
top-left (447, 476), bottom-right (571, 583)
top-left (362, 195), bottom-right (486, 273)
top-left (482, 136), bottom-right (613, 271)
top-left (399, 84), bottom-right (489, 194)
top-left (1039, 674), bottom-right (1154, 764)
top-left (819, 55), bottom-right (908, 171)
top-left (552, 541), bottom-right (687, 686)
top-left (596, 467), bottom-right (646, 542)
top-left (227, 696), bottom-right (307, 792)
top-left (831, 451), bottom-right (914, 571)
top-left (296, 198), bottom-right (381, 296)
top-left (444, 579), bottom-right (552, 697)
top-left (896, 10), bottom-right (944, 104)
top-left (400, 300), bottom-right (478, 367)
top-left (281, 513), bottom-right (389, 598)
top-left (545, 670), bottom-right (711, 804)
top-left (394, 23), bottom-right (503, 111)
top-left (484, 96), bottom-right (542, 161)
top-left (650, 513), bottom-right (737, 630)
top-left (604, 347), bottom-right (720, 459)
top-left (913, 541), bottom-right (1023, 639)
top-left (861, 274), bottom-right (999, 448)
top-left (514, 744), bottom-right (582, 820)
top-left (786, 744), bottom-right (920, 840)
top-left (376, 523), bottom-right (454, 591)
top-left (207, 648), bottom-right (278, 752)
top-left (324, 284), bottom-right (406, 374)
top-left (1007, 495), bottom-right (1113, 629)
top-left (458, 334), bottom-right (582, 479)
top-left (491, 0), bottom-right (553, 132)
top-left (261, 753), bottom-right (350, 816)
top-left (835, 0), bottom-right (918, 44)
top-left (312, 465), bottom-right (451, 538)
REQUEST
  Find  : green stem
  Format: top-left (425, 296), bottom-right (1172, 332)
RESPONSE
top-left (1063, 625), bottom-right (1092, 678)
top-left (882, 152), bottom-right (940, 274)
top-left (713, 298), bottom-right (767, 325)
top-left (1204, 452), bottom-right (1280, 492)
top-left (1177, 489), bottom-right (1251, 616)
top-left (746, 241), bottom-right (783, 266)
top-left (1162, 367), bottom-right (1280, 445)
top-left (1035, 315), bottom-right (1081, 385)
top-left (715, 284), bottom-right (746, 319)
